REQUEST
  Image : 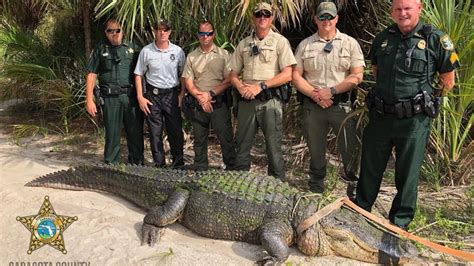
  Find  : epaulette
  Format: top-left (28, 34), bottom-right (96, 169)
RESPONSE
top-left (388, 24), bottom-right (397, 34)
top-left (422, 24), bottom-right (433, 36)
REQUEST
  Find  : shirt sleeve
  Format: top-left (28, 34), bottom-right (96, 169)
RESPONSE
top-left (277, 37), bottom-right (297, 69)
top-left (177, 48), bottom-right (186, 76)
top-left (350, 38), bottom-right (366, 68)
top-left (181, 54), bottom-right (194, 80)
top-left (229, 40), bottom-right (245, 74)
top-left (294, 41), bottom-right (305, 70)
top-left (221, 50), bottom-right (230, 77)
top-left (86, 44), bottom-right (101, 74)
top-left (134, 47), bottom-right (147, 76)
top-left (370, 33), bottom-right (384, 66)
top-left (432, 31), bottom-right (460, 74)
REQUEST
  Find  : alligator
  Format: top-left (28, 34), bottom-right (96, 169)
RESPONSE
top-left (26, 164), bottom-right (417, 264)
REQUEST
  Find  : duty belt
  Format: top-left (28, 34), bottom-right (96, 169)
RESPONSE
top-left (146, 84), bottom-right (177, 96)
top-left (372, 95), bottom-right (424, 119)
top-left (100, 85), bottom-right (134, 96)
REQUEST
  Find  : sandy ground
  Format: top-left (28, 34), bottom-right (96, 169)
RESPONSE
top-left (0, 103), bottom-right (368, 265)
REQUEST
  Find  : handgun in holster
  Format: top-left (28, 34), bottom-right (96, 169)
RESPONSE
top-left (422, 90), bottom-right (437, 118)
top-left (183, 93), bottom-right (195, 121)
top-left (93, 85), bottom-right (105, 106)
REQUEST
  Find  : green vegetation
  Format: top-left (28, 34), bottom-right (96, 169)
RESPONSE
top-left (0, 0), bottom-right (472, 252)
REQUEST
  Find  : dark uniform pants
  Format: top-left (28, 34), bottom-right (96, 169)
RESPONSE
top-left (234, 98), bottom-right (285, 180)
top-left (302, 99), bottom-right (359, 192)
top-left (102, 94), bottom-right (144, 164)
top-left (356, 112), bottom-right (431, 228)
top-left (192, 103), bottom-right (236, 170)
top-left (145, 89), bottom-right (184, 167)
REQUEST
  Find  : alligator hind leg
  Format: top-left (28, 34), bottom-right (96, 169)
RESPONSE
top-left (141, 188), bottom-right (190, 246)
top-left (258, 219), bottom-right (294, 265)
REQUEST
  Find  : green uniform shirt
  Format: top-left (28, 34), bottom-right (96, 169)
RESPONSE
top-left (87, 41), bottom-right (140, 87)
top-left (371, 21), bottom-right (460, 104)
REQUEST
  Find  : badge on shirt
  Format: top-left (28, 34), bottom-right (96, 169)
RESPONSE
top-left (381, 40), bottom-right (388, 48)
top-left (127, 48), bottom-right (134, 54)
top-left (417, 40), bottom-right (426, 50)
top-left (440, 35), bottom-right (454, 50)
top-left (265, 39), bottom-right (274, 46)
top-left (102, 53), bottom-right (109, 56)
top-left (170, 54), bottom-right (176, 61)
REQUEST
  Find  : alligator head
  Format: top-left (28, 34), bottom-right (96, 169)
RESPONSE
top-left (292, 197), bottom-right (418, 263)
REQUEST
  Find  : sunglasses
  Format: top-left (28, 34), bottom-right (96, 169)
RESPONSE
top-left (106, 28), bottom-right (121, 34)
top-left (318, 15), bottom-right (335, 21)
top-left (254, 11), bottom-right (272, 18)
top-left (198, 31), bottom-right (214, 37)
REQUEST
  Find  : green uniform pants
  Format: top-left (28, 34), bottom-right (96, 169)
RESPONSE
top-left (234, 98), bottom-right (284, 180)
top-left (356, 112), bottom-right (431, 228)
top-left (102, 94), bottom-right (144, 164)
top-left (192, 103), bottom-right (236, 170)
top-left (302, 98), bottom-right (359, 192)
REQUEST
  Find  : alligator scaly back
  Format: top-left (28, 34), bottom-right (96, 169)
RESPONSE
top-left (26, 164), bottom-right (195, 210)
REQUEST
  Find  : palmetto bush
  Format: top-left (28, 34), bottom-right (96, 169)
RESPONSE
top-left (420, 0), bottom-right (473, 186)
top-left (0, 15), bottom-right (87, 134)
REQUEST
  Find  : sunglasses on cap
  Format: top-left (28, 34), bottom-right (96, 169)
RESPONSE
top-left (198, 31), bottom-right (214, 37)
top-left (318, 14), bottom-right (335, 21)
top-left (106, 28), bottom-right (121, 34)
top-left (254, 11), bottom-right (272, 18)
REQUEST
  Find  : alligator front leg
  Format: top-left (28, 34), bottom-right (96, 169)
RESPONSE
top-left (141, 188), bottom-right (190, 246)
top-left (258, 219), bottom-right (294, 265)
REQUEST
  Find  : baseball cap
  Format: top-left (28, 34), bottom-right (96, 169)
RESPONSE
top-left (316, 1), bottom-right (338, 17)
top-left (253, 2), bottom-right (273, 14)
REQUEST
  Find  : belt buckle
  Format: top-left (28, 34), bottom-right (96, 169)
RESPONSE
top-left (152, 88), bottom-right (159, 95)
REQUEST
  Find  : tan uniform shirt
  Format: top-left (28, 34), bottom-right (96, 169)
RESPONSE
top-left (182, 44), bottom-right (230, 92)
top-left (230, 30), bottom-right (296, 83)
top-left (295, 30), bottom-right (365, 88)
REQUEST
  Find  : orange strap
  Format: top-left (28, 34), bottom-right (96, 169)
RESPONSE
top-left (341, 198), bottom-right (474, 261)
top-left (296, 197), bottom-right (474, 261)
top-left (296, 197), bottom-right (344, 235)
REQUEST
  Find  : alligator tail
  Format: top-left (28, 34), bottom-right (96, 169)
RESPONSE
top-left (26, 164), bottom-right (165, 210)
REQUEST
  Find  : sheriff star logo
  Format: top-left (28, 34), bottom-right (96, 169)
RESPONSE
top-left (16, 195), bottom-right (78, 254)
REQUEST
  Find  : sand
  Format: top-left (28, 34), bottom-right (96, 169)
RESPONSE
top-left (0, 124), bottom-right (364, 264)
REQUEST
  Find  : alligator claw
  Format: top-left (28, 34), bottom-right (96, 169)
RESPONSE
top-left (256, 256), bottom-right (278, 266)
top-left (141, 222), bottom-right (163, 247)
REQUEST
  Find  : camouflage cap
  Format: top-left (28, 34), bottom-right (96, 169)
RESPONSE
top-left (253, 2), bottom-right (273, 14)
top-left (316, 1), bottom-right (338, 17)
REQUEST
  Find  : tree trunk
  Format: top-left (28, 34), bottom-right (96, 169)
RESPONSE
top-left (83, 0), bottom-right (92, 57)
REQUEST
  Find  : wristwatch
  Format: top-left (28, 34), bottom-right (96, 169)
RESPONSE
top-left (260, 82), bottom-right (268, 90)
top-left (330, 86), bottom-right (337, 96)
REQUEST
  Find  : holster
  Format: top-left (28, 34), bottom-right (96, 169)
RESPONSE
top-left (183, 93), bottom-right (195, 121)
top-left (93, 85), bottom-right (105, 106)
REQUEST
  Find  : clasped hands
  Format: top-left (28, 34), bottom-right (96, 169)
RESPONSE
top-left (311, 87), bottom-right (333, 109)
top-left (195, 91), bottom-right (214, 113)
top-left (238, 83), bottom-right (262, 100)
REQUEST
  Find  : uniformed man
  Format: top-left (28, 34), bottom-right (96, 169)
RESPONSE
top-left (355, 0), bottom-right (460, 229)
top-left (85, 19), bottom-right (144, 165)
top-left (134, 19), bottom-right (186, 168)
top-left (229, 2), bottom-right (297, 180)
top-left (182, 21), bottom-right (236, 171)
top-left (292, 1), bottom-right (365, 198)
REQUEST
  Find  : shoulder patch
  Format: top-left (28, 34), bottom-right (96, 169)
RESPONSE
top-left (450, 52), bottom-right (459, 65)
top-left (440, 35), bottom-right (454, 50)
